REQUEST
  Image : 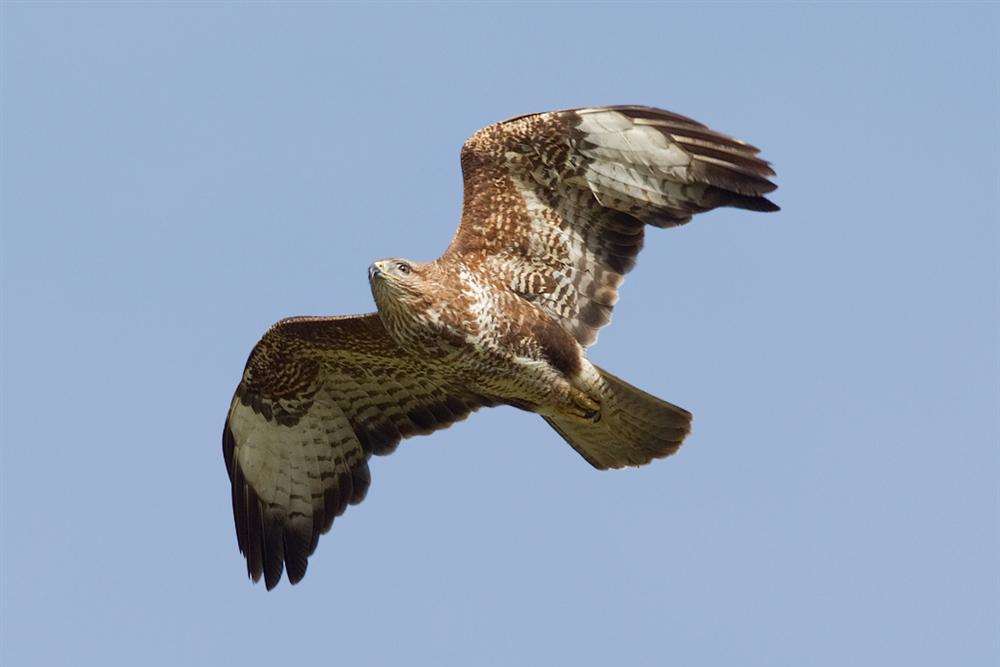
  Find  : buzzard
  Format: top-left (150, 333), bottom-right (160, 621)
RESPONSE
top-left (223, 105), bottom-right (778, 588)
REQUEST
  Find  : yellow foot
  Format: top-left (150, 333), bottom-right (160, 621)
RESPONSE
top-left (568, 389), bottom-right (602, 423)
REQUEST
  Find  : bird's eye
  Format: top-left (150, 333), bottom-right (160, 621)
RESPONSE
top-left (396, 262), bottom-right (411, 275)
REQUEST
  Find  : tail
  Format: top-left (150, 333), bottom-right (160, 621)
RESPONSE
top-left (543, 367), bottom-right (692, 470)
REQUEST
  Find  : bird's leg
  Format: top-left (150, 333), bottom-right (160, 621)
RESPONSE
top-left (565, 386), bottom-right (602, 423)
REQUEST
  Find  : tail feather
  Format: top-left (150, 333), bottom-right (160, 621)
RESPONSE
top-left (544, 367), bottom-right (692, 470)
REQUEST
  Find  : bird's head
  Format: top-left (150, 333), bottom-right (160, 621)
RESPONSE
top-left (368, 258), bottom-right (428, 308)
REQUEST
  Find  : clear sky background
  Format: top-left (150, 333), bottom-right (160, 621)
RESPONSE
top-left (2, 3), bottom-right (997, 666)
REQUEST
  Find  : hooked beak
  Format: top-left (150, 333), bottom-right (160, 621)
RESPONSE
top-left (368, 262), bottom-right (384, 281)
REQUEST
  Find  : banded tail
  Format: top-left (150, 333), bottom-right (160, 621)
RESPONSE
top-left (544, 367), bottom-right (692, 470)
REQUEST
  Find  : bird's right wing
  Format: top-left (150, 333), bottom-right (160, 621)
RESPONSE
top-left (447, 105), bottom-right (778, 348)
top-left (223, 313), bottom-right (488, 589)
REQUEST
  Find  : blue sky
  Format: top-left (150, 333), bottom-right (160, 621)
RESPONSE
top-left (2, 3), bottom-right (997, 665)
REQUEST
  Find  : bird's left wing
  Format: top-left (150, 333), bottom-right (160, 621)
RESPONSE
top-left (223, 313), bottom-right (487, 589)
top-left (446, 105), bottom-right (778, 348)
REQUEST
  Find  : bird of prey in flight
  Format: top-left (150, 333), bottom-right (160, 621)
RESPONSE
top-left (223, 105), bottom-right (779, 588)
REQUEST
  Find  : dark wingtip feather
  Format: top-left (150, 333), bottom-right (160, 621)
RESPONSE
top-left (702, 184), bottom-right (780, 212)
top-left (222, 418), bottom-right (236, 480)
top-left (232, 467), bottom-right (249, 556)
top-left (605, 104), bottom-right (708, 129)
top-left (753, 198), bottom-right (780, 212)
top-left (261, 512), bottom-right (285, 590)
top-left (721, 192), bottom-right (780, 212)
top-left (350, 462), bottom-right (371, 505)
top-left (691, 160), bottom-right (777, 196)
top-left (245, 487), bottom-right (264, 583)
top-left (283, 523), bottom-right (311, 585)
top-left (679, 140), bottom-right (775, 177)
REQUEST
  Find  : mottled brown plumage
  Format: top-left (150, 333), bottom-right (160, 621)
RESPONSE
top-left (223, 106), bottom-right (779, 588)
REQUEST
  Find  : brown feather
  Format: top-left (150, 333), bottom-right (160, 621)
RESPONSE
top-left (223, 314), bottom-right (485, 588)
top-left (448, 105), bottom-right (778, 347)
top-left (223, 104), bottom-right (778, 588)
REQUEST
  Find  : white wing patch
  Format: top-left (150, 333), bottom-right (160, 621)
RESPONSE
top-left (452, 105), bottom-right (778, 348)
top-left (224, 314), bottom-right (486, 589)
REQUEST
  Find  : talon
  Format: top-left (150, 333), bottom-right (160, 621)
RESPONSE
top-left (569, 390), bottom-right (601, 423)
